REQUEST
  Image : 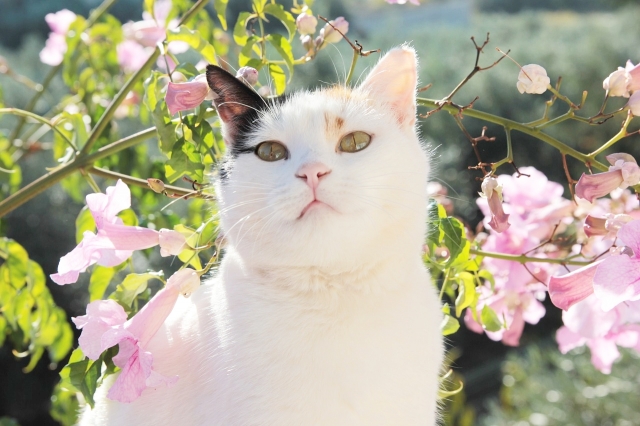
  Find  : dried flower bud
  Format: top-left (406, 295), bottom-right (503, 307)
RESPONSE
top-left (235, 66), bottom-right (259, 86)
top-left (147, 178), bottom-right (165, 193)
top-left (516, 64), bottom-right (550, 95)
top-left (296, 13), bottom-right (317, 36)
top-left (320, 17), bottom-right (349, 44)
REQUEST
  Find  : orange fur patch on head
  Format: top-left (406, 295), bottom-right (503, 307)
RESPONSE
top-left (324, 112), bottom-right (345, 140)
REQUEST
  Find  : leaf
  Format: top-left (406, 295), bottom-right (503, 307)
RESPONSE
top-left (164, 139), bottom-right (205, 183)
top-left (47, 309), bottom-right (74, 362)
top-left (0, 316), bottom-right (6, 347)
top-left (50, 381), bottom-right (80, 426)
top-left (167, 26), bottom-right (217, 65)
top-left (144, 71), bottom-right (176, 154)
top-left (441, 314), bottom-right (460, 336)
top-left (263, 3), bottom-right (297, 40)
top-left (480, 305), bottom-right (502, 332)
top-left (426, 200), bottom-right (446, 247)
top-left (266, 34), bottom-right (294, 79)
top-left (213, 0), bottom-right (229, 30)
top-left (75, 206), bottom-right (96, 244)
top-left (233, 12), bottom-right (255, 46)
top-left (454, 272), bottom-right (477, 317)
top-left (68, 358), bottom-right (100, 408)
top-left (239, 36), bottom-right (260, 67)
top-left (89, 265), bottom-right (116, 301)
top-left (477, 269), bottom-right (496, 291)
top-left (440, 217), bottom-right (468, 266)
top-left (268, 63), bottom-right (286, 95)
top-left (112, 272), bottom-right (164, 308)
top-left (144, 0), bottom-right (155, 19)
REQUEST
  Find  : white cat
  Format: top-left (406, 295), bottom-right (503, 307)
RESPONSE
top-left (80, 46), bottom-right (444, 426)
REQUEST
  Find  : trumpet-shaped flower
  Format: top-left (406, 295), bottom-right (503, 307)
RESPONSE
top-left (72, 269), bottom-right (200, 402)
top-left (480, 176), bottom-right (510, 233)
top-left (320, 17), bottom-right (349, 44)
top-left (39, 9), bottom-right (77, 66)
top-left (575, 153), bottom-right (640, 203)
top-left (516, 64), bottom-right (550, 95)
top-left (165, 74), bottom-right (215, 115)
top-left (296, 13), bottom-right (317, 36)
top-left (51, 180), bottom-right (187, 285)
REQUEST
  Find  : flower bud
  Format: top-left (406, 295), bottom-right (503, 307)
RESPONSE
top-left (603, 67), bottom-right (631, 97)
top-left (320, 17), bottom-right (349, 44)
top-left (235, 66), bottom-right (259, 86)
top-left (480, 176), bottom-right (510, 233)
top-left (147, 178), bottom-right (165, 193)
top-left (583, 215), bottom-right (607, 237)
top-left (516, 64), bottom-right (550, 95)
top-left (300, 34), bottom-right (314, 51)
top-left (165, 74), bottom-right (214, 115)
top-left (296, 13), bottom-right (318, 36)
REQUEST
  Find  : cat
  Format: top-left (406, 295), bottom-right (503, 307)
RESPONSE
top-left (79, 46), bottom-right (444, 426)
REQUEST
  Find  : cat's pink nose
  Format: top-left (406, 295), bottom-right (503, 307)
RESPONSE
top-left (296, 162), bottom-right (331, 190)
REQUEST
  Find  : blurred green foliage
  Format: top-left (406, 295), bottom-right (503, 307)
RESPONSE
top-left (480, 344), bottom-right (640, 426)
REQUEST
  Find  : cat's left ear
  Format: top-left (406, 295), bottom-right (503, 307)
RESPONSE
top-left (358, 46), bottom-right (418, 128)
top-left (206, 65), bottom-right (265, 145)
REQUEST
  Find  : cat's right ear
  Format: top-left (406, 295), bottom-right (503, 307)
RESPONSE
top-left (206, 65), bottom-right (265, 145)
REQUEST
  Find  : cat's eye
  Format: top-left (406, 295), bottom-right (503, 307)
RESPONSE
top-left (339, 131), bottom-right (372, 153)
top-left (255, 141), bottom-right (288, 162)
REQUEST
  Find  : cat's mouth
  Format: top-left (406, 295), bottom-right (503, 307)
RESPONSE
top-left (298, 200), bottom-right (334, 218)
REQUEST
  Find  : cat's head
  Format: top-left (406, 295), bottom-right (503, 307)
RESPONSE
top-left (207, 47), bottom-right (430, 270)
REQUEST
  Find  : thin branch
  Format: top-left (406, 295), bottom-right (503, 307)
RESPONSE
top-left (470, 248), bottom-right (592, 266)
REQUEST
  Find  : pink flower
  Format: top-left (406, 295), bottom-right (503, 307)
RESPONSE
top-left (165, 74), bottom-right (215, 115)
top-left (39, 9), bottom-right (77, 66)
top-left (51, 180), bottom-right (187, 285)
top-left (386, 0), bottom-right (421, 4)
top-left (235, 66), bottom-right (259, 86)
top-left (319, 17), bottom-right (349, 44)
top-left (603, 67), bottom-right (631, 97)
top-left (72, 269), bottom-right (200, 402)
top-left (629, 91), bottom-right (640, 117)
top-left (575, 153), bottom-right (640, 203)
top-left (516, 64), bottom-right (550, 95)
top-left (556, 295), bottom-right (640, 373)
top-left (548, 260), bottom-right (601, 310)
top-left (121, 0), bottom-right (188, 55)
top-left (117, 40), bottom-right (153, 73)
top-left (626, 60), bottom-right (640, 93)
top-left (593, 220), bottom-right (640, 311)
top-left (480, 176), bottom-right (510, 233)
top-left (296, 13), bottom-right (317, 35)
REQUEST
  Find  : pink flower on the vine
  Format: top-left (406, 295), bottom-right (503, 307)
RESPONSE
top-left (39, 9), bottom-right (77, 66)
top-left (480, 175), bottom-right (510, 233)
top-left (603, 67), bottom-right (631, 97)
top-left (72, 268), bottom-right (200, 402)
top-left (296, 13), bottom-right (317, 36)
top-left (556, 294), bottom-right (640, 373)
top-left (51, 180), bottom-right (187, 285)
top-left (516, 64), bottom-right (550, 95)
top-left (319, 17), bottom-right (349, 44)
top-left (629, 91), bottom-right (640, 117)
top-left (165, 74), bottom-right (215, 115)
top-left (548, 260), bottom-right (601, 310)
top-left (575, 153), bottom-right (640, 203)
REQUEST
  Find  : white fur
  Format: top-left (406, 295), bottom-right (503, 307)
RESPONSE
top-left (80, 47), bottom-right (444, 425)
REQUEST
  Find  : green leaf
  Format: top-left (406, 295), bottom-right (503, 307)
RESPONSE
top-left (480, 305), bottom-right (502, 332)
top-left (266, 34), bottom-right (294, 79)
top-left (165, 139), bottom-right (205, 183)
top-left (213, 0), bottom-right (229, 30)
top-left (268, 63), bottom-right (286, 95)
top-left (112, 272), bottom-right (164, 308)
top-left (144, 71), bottom-right (176, 154)
top-left (0, 316), bottom-right (6, 347)
top-left (426, 201), bottom-right (446, 247)
top-left (477, 269), bottom-right (496, 291)
top-left (75, 206), bottom-right (96, 244)
top-left (167, 26), bottom-right (217, 65)
top-left (233, 12), bottom-right (255, 46)
top-left (0, 151), bottom-right (22, 194)
top-left (89, 265), bottom-right (116, 301)
top-left (68, 358), bottom-right (100, 408)
top-left (263, 3), bottom-right (297, 40)
top-left (50, 381), bottom-right (80, 426)
top-left (47, 309), bottom-right (74, 362)
top-left (440, 217), bottom-right (468, 266)
top-left (441, 314), bottom-right (460, 336)
top-left (144, 0), bottom-right (155, 19)
top-left (454, 272), bottom-right (477, 317)
top-left (239, 36), bottom-right (260, 67)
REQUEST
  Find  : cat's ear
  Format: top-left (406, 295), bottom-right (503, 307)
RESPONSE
top-left (206, 65), bottom-right (265, 144)
top-left (358, 46), bottom-right (418, 127)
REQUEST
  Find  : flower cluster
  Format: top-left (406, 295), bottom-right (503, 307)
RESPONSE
top-left (468, 167), bottom-right (574, 346)
top-left (295, 7), bottom-right (348, 55)
top-left (39, 9), bottom-right (77, 66)
top-left (575, 153), bottom-right (640, 203)
top-left (603, 61), bottom-right (640, 115)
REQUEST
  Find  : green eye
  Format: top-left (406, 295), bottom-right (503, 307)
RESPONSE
top-left (339, 131), bottom-right (372, 153)
top-left (255, 141), bottom-right (288, 162)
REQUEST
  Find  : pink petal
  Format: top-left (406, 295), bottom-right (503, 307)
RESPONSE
top-left (587, 338), bottom-right (620, 374)
top-left (76, 320), bottom-right (115, 360)
top-left (72, 300), bottom-right (128, 359)
top-left (626, 60), bottom-right (640, 92)
top-left (487, 191), bottom-right (510, 233)
top-left (556, 326), bottom-right (586, 353)
top-left (117, 40), bottom-right (153, 73)
top-left (502, 307), bottom-right (525, 347)
top-left (463, 309), bottom-right (484, 334)
top-left (616, 219), bottom-right (640, 254)
top-left (39, 33), bottom-right (67, 66)
top-left (108, 339), bottom-right (152, 403)
top-left (593, 254), bottom-right (640, 311)
top-left (50, 231), bottom-right (108, 285)
top-left (85, 299), bottom-right (128, 326)
top-left (605, 153), bottom-right (637, 166)
top-left (165, 79), bottom-right (211, 115)
top-left (562, 294), bottom-right (618, 339)
top-left (98, 222), bottom-right (160, 251)
top-left (548, 261), bottom-right (600, 310)
top-left (124, 282), bottom-right (181, 347)
top-left (86, 180), bottom-right (131, 227)
top-left (584, 215), bottom-right (608, 237)
top-left (158, 229), bottom-right (187, 256)
top-left (45, 9), bottom-right (77, 34)
top-left (575, 170), bottom-right (624, 203)
top-left (522, 297), bottom-right (546, 325)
